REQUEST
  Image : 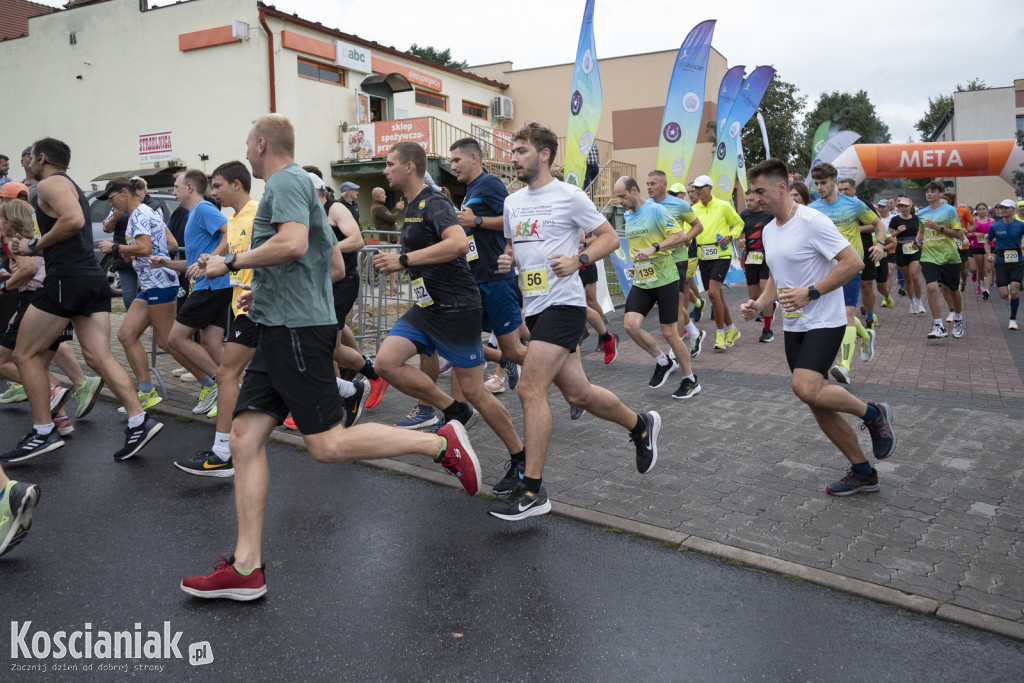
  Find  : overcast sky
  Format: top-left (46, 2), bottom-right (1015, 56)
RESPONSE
top-left (41, 0), bottom-right (1024, 143)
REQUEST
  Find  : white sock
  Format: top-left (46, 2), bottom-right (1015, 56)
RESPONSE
top-left (127, 413), bottom-right (145, 428)
top-left (726, 323), bottom-right (736, 331)
top-left (336, 377), bottom-right (356, 398)
top-left (212, 432), bottom-right (231, 461)
top-left (487, 333), bottom-right (498, 347)
top-left (954, 313), bottom-right (962, 321)
top-left (34, 423), bottom-right (54, 436)
top-left (683, 374), bottom-right (695, 382)
top-left (933, 318), bottom-right (943, 326)
top-left (655, 352), bottom-right (669, 366)
top-left (685, 322), bottom-right (699, 338)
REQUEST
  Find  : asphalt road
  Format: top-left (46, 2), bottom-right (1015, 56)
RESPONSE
top-left (2, 405), bottom-right (1022, 681)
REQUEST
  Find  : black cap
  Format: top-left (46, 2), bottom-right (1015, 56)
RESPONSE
top-left (98, 180), bottom-right (134, 200)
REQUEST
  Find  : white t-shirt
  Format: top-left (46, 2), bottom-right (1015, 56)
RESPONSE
top-left (762, 204), bottom-right (850, 333)
top-left (503, 179), bottom-right (606, 317)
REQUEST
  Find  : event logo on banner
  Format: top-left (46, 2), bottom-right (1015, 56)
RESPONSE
top-left (342, 118), bottom-right (431, 160)
top-left (808, 120), bottom-right (831, 172)
top-left (565, 0), bottom-right (602, 188)
top-left (656, 20), bottom-right (716, 181)
top-left (709, 65), bottom-right (776, 201)
top-left (831, 140), bottom-right (1024, 185)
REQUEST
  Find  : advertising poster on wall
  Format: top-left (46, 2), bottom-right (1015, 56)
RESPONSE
top-left (342, 119), bottom-right (431, 160)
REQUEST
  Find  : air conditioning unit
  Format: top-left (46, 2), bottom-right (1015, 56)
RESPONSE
top-left (493, 95), bottom-right (514, 120)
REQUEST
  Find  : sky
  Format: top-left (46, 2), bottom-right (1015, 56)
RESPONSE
top-left (38, 0), bottom-right (1024, 143)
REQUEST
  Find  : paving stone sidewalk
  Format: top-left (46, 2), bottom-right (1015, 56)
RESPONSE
top-left (46, 279), bottom-right (1024, 627)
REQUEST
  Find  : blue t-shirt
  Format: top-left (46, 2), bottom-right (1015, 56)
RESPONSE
top-left (987, 218), bottom-right (1024, 264)
top-left (184, 199), bottom-right (229, 290)
top-left (461, 171), bottom-right (513, 283)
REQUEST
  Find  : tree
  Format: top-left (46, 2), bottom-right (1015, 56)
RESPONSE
top-left (407, 44), bottom-right (468, 70)
top-left (1012, 130), bottom-right (1024, 198)
top-left (914, 79), bottom-right (987, 141)
top-left (738, 76), bottom-right (807, 169)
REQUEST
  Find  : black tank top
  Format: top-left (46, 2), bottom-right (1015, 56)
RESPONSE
top-left (32, 173), bottom-right (104, 278)
top-left (325, 198), bottom-right (359, 281)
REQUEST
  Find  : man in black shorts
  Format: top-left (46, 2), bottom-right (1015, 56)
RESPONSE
top-left (743, 159), bottom-right (896, 497)
top-left (738, 188), bottom-right (776, 343)
top-left (2, 138), bottom-right (162, 463)
top-left (838, 178), bottom-right (883, 331)
top-left (182, 115), bottom-right (481, 601)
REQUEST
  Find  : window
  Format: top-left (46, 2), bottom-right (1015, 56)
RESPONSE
top-left (297, 58), bottom-right (345, 86)
top-left (415, 89), bottom-right (447, 111)
top-left (1017, 115), bottom-right (1024, 135)
top-left (462, 100), bottom-right (488, 120)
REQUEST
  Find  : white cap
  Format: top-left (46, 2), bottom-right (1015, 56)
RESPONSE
top-left (692, 175), bottom-right (713, 188)
top-left (997, 199), bottom-right (1016, 208)
top-left (307, 173), bottom-right (326, 191)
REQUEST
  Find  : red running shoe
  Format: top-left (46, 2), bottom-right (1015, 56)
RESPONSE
top-left (180, 556), bottom-right (267, 601)
top-left (435, 420), bottom-right (481, 496)
top-left (283, 416), bottom-right (298, 430)
top-left (602, 332), bottom-right (618, 364)
top-left (364, 377), bottom-right (389, 410)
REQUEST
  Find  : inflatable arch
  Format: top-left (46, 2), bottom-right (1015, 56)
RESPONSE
top-left (832, 140), bottom-right (1024, 186)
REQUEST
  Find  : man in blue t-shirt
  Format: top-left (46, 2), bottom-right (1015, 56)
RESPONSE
top-left (986, 199), bottom-right (1024, 330)
top-left (153, 169), bottom-right (230, 415)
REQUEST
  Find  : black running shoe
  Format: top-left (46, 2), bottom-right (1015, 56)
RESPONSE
top-left (0, 429), bottom-right (65, 464)
top-left (671, 376), bottom-right (701, 400)
top-left (758, 329), bottom-right (774, 343)
top-left (648, 360), bottom-right (677, 388)
top-left (861, 402), bottom-right (896, 460)
top-left (493, 459), bottom-right (525, 495)
top-left (174, 450), bottom-right (235, 478)
top-left (569, 404), bottom-right (586, 420)
top-left (630, 411), bottom-right (661, 474)
top-left (343, 379), bottom-right (370, 428)
top-left (488, 482), bottom-right (551, 521)
top-left (113, 416), bottom-right (163, 461)
top-left (690, 298), bottom-right (705, 322)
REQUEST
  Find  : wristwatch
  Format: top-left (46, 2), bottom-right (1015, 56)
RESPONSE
top-left (224, 252), bottom-right (239, 272)
top-left (807, 285), bottom-right (821, 301)
top-left (473, 216), bottom-right (482, 228)
top-left (399, 253), bottom-right (410, 269)
top-left (578, 252), bottom-right (591, 266)
top-left (27, 236), bottom-right (41, 254)
top-left (653, 242), bottom-right (661, 252)
top-left (112, 243), bottom-right (120, 254)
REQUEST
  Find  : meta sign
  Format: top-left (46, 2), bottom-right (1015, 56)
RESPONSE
top-left (335, 40), bottom-right (370, 74)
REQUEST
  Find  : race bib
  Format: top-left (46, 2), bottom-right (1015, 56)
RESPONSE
top-left (926, 228), bottom-right (944, 241)
top-left (901, 243), bottom-right (919, 255)
top-left (520, 265), bottom-right (549, 298)
top-left (701, 245), bottom-right (720, 259)
top-left (466, 235), bottom-right (479, 262)
top-left (777, 288), bottom-right (803, 318)
top-left (411, 277), bottom-right (433, 307)
top-left (634, 263), bottom-right (657, 285)
top-left (1004, 250), bottom-right (1020, 264)
top-left (745, 251), bottom-right (764, 265)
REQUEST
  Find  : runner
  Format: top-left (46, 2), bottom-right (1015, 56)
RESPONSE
top-left (691, 175), bottom-right (743, 351)
top-left (985, 199), bottom-right (1024, 330)
top-left (808, 163), bottom-right (883, 384)
top-left (891, 198), bottom-right (924, 314)
top-left (916, 181), bottom-right (965, 339)
top-left (968, 202), bottom-right (993, 299)
top-left (683, 183), bottom-right (706, 323)
top-left (738, 188), bottom-right (777, 343)
top-left (873, 199), bottom-right (896, 309)
top-left (615, 176), bottom-right (700, 398)
top-left (1, 138), bottom-right (162, 463)
top-left (837, 178), bottom-right (882, 331)
top-left (947, 193), bottom-right (974, 292)
top-left (487, 123), bottom-right (660, 521)
top-left (744, 158), bottom-right (895, 497)
top-left (182, 115), bottom-right (482, 601)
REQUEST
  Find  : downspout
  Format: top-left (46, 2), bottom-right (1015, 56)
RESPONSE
top-left (258, 7), bottom-right (276, 113)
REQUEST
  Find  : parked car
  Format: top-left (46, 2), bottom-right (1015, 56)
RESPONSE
top-left (87, 191), bottom-right (178, 297)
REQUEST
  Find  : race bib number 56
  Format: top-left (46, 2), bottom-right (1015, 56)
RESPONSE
top-left (520, 265), bottom-right (549, 298)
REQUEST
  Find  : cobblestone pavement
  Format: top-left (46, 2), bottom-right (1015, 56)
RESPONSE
top-left (44, 277), bottom-right (1024, 628)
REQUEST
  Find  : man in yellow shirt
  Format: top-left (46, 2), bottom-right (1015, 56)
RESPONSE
top-left (691, 175), bottom-right (743, 351)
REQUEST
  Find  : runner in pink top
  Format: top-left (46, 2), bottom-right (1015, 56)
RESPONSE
top-left (969, 203), bottom-right (993, 298)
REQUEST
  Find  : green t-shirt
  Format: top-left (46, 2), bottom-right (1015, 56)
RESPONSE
top-left (625, 199), bottom-right (681, 289)
top-left (249, 163), bottom-right (337, 327)
top-left (917, 204), bottom-right (961, 265)
top-left (655, 195), bottom-right (698, 263)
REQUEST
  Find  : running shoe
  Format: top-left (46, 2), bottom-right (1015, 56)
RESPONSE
top-left (951, 319), bottom-right (964, 339)
top-left (864, 317), bottom-right (875, 331)
top-left (171, 367), bottom-right (189, 376)
top-left (861, 402), bottom-right (896, 460)
top-left (972, 272), bottom-right (977, 283)
top-left (976, 286), bottom-right (983, 295)
top-left (206, 405), bottom-right (217, 419)
top-left (982, 290), bottom-right (990, 300)
top-left (49, 385), bottom-right (70, 417)
top-left (648, 359), bottom-right (677, 389)
top-left (0, 480), bottom-right (40, 557)
top-left (117, 388), bottom-right (163, 414)
top-left (501, 357), bottom-right (520, 390)
top-left (394, 404), bottom-right (440, 430)
top-left (72, 376), bottom-right (104, 419)
top-left (435, 420), bottom-right (481, 496)
top-left (690, 297), bottom-right (705, 322)
top-left (880, 297), bottom-right (890, 308)
top-left (174, 450), bottom-right (234, 478)
top-left (860, 328), bottom-right (876, 362)
top-left (493, 459), bottom-right (525, 495)
top-left (283, 416), bottom-right (298, 430)
top-left (672, 376), bottom-right (701, 400)
top-left (713, 331), bottom-right (726, 352)
top-left (630, 411), bottom-right (661, 474)
top-left (946, 311), bottom-right (956, 323)
top-left (829, 365), bottom-right (851, 385)
top-left (0, 383), bottom-right (26, 403)
top-left (755, 313), bottom-right (764, 323)
top-left (602, 332), bottom-right (618, 364)
top-left (54, 415), bottom-right (74, 436)
top-left (0, 429), bottom-right (65, 464)
top-left (725, 328), bottom-right (740, 348)
top-left (488, 482), bottom-right (551, 521)
top-left (826, 468), bottom-right (880, 497)
top-left (485, 372), bottom-right (506, 393)
top-left (884, 296), bottom-right (894, 307)
top-left (897, 286), bottom-right (906, 296)
top-left (364, 376), bottom-right (389, 409)
top-left (927, 323), bottom-right (948, 339)
top-left (179, 372), bottom-right (196, 382)
top-left (438, 358), bottom-right (453, 376)
top-left (1010, 320), bottom-right (1020, 331)
top-left (569, 404), bottom-right (586, 420)
top-left (181, 556), bottom-right (267, 601)
top-left (112, 415), bottom-right (163, 461)
top-left (343, 379), bottom-right (369, 428)
top-left (689, 329), bottom-right (705, 358)
top-left (193, 385), bottom-right (219, 415)
top-left (758, 329), bottom-right (774, 344)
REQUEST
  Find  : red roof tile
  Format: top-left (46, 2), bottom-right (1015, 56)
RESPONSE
top-left (0, 0), bottom-right (57, 42)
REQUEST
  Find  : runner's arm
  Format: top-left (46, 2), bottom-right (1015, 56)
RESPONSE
top-left (329, 203), bottom-right (365, 253)
top-left (32, 179), bottom-right (85, 249)
top-left (3, 253), bottom-right (38, 290)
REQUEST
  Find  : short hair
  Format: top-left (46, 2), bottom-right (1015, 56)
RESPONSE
top-left (389, 141), bottom-right (426, 177)
top-left (0, 155), bottom-right (8, 163)
top-left (252, 114), bottom-right (295, 156)
top-left (647, 169), bottom-right (667, 181)
top-left (925, 181), bottom-right (945, 193)
top-left (944, 191), bottom-right (957, 204)
top-left (747, 158), bottom-right (790, 186)
top-left (107, 175), bottom-right (134, 195)
top-left (0, 198), bottom-right (36, 239)
top-left (32, 137), bottom-right (71, 170)
top-left (450, 137), bottom-right (483, 160)
top-left (183, 169), bottom-right (208, 196)
top-left (302, 165), bottom-right (323, 179)
top-left (810, 162), bottom-right (837, 181)
top-left (838, 177), bottom-right (856, 188)
top-left (619, 176), bottom-right (640, 194)
top-left (511, 122), bottom-right (558, 167)
top-left (212, 160), bottom-right (252, 193)
top-left (975, 202), bottom-right (988, 211)
top-left (790, 181), bottom-right (811, 204)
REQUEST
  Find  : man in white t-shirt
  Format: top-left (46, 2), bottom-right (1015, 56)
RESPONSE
top-left (741, 159), bottom-right (896, 497)
top-left (488, 123), bottom-right (661, 521)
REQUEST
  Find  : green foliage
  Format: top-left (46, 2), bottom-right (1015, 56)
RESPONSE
top-left (739, 76), bottom-right (807, 169)
top-left (1012, 130), bottom-right (1024, 198)
top-left (914, 94), bottom-right (953, 141)
top-left (407, 44), bottom-right (468, 69)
